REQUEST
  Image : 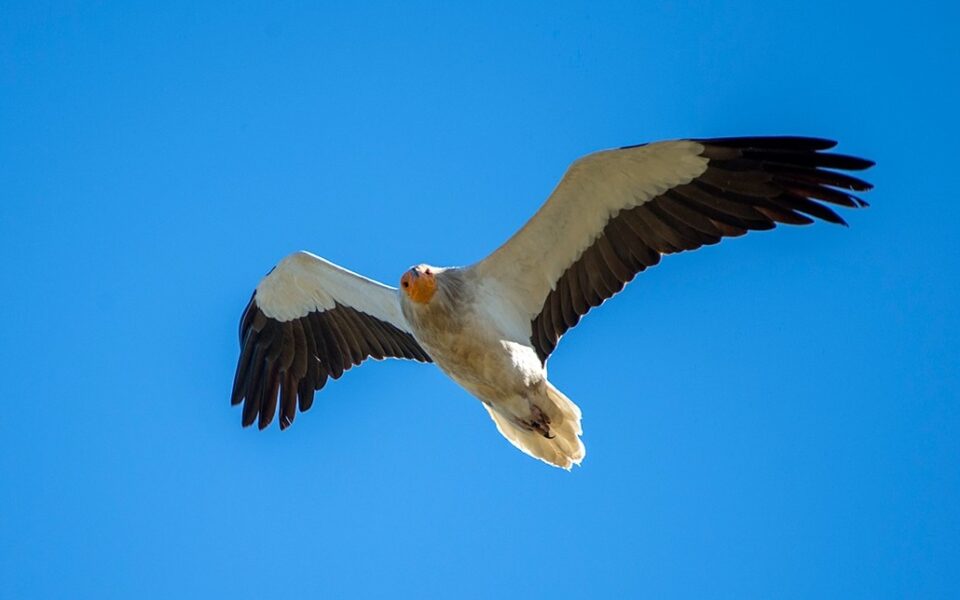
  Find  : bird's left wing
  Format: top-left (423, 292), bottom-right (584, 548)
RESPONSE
top-left (471, 137), bottom-right (873, 362)
top-left (232, 251), bottom-right (431, 430)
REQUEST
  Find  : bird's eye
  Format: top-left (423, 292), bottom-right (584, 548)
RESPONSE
top-left (402, 281), bottom-right (409, 288)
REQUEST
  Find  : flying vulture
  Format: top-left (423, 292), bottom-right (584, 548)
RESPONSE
top-left (231, 136), bottom-right (873, 469)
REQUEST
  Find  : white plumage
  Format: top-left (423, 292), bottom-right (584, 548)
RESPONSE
top-left (256, 251), bottom-right (408, 329)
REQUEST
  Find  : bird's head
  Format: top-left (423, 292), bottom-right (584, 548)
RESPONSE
top-left (400, 264), bottom-right (438, 304)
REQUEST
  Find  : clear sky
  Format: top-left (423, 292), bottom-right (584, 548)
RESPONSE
top-left (1, 2), bottom-right (958, 598)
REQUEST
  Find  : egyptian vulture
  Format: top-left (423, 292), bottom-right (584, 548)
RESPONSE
top-left (231, 136), bottom-right (872, 469)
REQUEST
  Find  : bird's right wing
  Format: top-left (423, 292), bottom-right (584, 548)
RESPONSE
top-left (231, 251), bottom-right (431, 430)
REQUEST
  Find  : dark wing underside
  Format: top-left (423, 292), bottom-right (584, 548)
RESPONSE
top-left (531, 136), bottom-right (874, 362)
top-left (231, 295), bottom-right (432, 430)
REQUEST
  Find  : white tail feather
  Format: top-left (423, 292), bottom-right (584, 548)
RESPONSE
top-left (484, 382), bottom-right (585, 470)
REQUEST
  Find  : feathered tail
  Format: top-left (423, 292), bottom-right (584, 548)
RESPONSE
top-left (484, 382), bottom-right (585, 470)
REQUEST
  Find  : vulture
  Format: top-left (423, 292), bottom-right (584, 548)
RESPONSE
top-left (231, 136), bottom-right (873, 469)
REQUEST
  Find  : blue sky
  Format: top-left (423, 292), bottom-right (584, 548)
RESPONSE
top-left (1, 1), bottom-right (958, 598)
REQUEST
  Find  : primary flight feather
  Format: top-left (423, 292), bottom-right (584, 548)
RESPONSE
top-left (231, 136), bottom-right (873, 469)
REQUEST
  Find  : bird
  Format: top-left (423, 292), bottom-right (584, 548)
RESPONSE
top-left (231, 136), bottom-right (873, 469)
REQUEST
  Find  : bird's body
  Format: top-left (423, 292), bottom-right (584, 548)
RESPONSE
top-left (232, 136), bottom-right (873, 469)
top-left (400, 266), bottom-right (585, 467)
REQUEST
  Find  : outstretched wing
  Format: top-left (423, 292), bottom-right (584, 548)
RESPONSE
top-left (231, 251), bottom-right (431, 430)
top-left (472, 136), bottom-right (873, 362)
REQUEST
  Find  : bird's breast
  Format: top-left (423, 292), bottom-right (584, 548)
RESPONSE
top-left (410, 302), bottom-right (543, 401)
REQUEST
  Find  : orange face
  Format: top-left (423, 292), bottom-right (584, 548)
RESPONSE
top-left (400, 265), bottom-right (438, 304)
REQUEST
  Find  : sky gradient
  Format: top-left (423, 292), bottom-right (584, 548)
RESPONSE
top-left (2, 2), bottom-right (958, 598)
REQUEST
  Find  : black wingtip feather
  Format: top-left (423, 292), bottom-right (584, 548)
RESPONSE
top-left (743, 149), bottom-right (875, 172)
top-left (698, 136), bottom-right (838, 151)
